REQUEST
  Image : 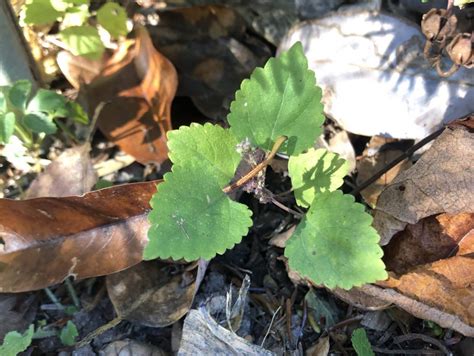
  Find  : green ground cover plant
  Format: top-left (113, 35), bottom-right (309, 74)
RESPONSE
top-left (144, 42), bottom-right (388, 290)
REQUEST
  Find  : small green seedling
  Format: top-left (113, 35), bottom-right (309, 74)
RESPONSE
top-left (351, 328), bottom-right (375, 356)
top-left (144, 43), bottom-right (387, 290)
top-left (0, 80), bottom-right (87, 147)
top-left (0, 325), bottom-right (34, 356)
top-left (22, 0), bottom-right (129, 59)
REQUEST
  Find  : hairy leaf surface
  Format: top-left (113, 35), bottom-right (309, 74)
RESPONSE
top-left (288, 148), bottom-right (349, 207)
top-left (228, 42), bottom-right (324, 156)
top-left (144, 166), bottom-right (252, 261)
top-left (167, 123), bottom-right (241, 186)
top-left (285, 191), bottom-right (387, 289)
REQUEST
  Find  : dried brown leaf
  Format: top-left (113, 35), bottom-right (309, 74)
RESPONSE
top-left (106, 260), bottom-right (208, 327)
top-left (25, 144), bottom-right (97, 198)
top-left (0, 181), bottom-right (159, 292)
top-left (86, 26), bottom-right (178, 164)
top-left (56, 51), bottom-right (108, 89)
top-left (374, 123), bottom-right (474, 244)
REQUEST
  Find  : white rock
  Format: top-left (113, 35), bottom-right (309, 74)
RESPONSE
top-left (278, 10), bottom-right (474, 139)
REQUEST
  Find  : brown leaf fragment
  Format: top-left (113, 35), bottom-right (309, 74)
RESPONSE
top-left (86, 26), bottom-right (177, 164)
top-left (374, 123), bottom-right (474, 244)
top-left (0, 181), bottom-right (160, 293)
top-left (384, 212), bottom-right (474, 273)
top-left (56, 51), bottom-right (108, 89)
top-left (356, 136), bottom-right (412, 208)
top-left (25, 144), bottom-right (97, 198)
top-left (106, 259), bottom-right (208, 327)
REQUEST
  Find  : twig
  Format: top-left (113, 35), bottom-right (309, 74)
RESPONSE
top-left (351, 127), bottom-right (445, 196)
top-left (393, 333), bottom-right (452, 356)
top-left (271, 197), bottom-right (303, 218)
top-left (65, 277), bottom-right (81, 309)
top-left (75, 316), bottom-right (123, 348)
top-left (260, 305), bottom-right (282, 347)
top-left (223, 136), bottom-right (287, 194)
top-left (372, 346), bottom-right (445, 355)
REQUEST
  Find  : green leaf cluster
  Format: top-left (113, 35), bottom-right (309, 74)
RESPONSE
top-left (23, 0), bottom-right (129, 59)
top-left (0, 80), bottom-right (88, 146)
top-left (145, 42), bottom-right (387, 289)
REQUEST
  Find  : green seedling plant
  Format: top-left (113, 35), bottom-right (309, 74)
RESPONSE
top-left (144, 43), bottom-right (387, 290)
top-left (22, 0), bottom-right (129, 59)
top-left (0, 80), bottom-right (88, 147)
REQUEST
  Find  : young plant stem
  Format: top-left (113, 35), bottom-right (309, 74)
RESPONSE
top-left (222, 135), bottom-right (287, 194)
top-left (14, 123), bottom-right (33, 146)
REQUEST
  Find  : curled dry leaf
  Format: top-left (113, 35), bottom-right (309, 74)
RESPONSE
top-left (85, 26), bottom-right (178, 164)
top-left (373, 120), bottom-right (474, 244)
top-left (0, 181), bottom-right (159, 292)
top-left (106, 259), bottom-right (208, 327)
top-left (25, 144), bottom-right (97, 198)
top-left (56, 51), bottom-right (109, 89)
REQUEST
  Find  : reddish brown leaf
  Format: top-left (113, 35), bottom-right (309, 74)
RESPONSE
top-left (0, 181), bottom-right (160, 293)
top-left (85, 26), bottom-right (178, 164)
top-left (384, 213), bottom-right (474, 273)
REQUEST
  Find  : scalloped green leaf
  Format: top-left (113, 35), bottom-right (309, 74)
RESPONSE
top-left (23, 0), bottom-right (63, 25)
top-left (288, 148), bottom-right (349, 208)
top-left (351, 328), bottom-right (374, 356)
top-left (59, 25), bottom-right (105, 59)
top-left (167, 123), bottom-right (241, 186)
top-left (27, 89), bottom-right (66, 115)
top-left (285, 191), bottom-right (387, 289)
top-left (0, 112), bottom-right (16, 144)
top-left (144, 166), bottom-right (252, 261)
top-left (228, 42), bottom-right (324, 156)
top-left (97, 2), bottom-right (128, 39)
top-left (23, 112), bottom-right (57, 134)
top-left (0, 324), bottom-right (34, 356)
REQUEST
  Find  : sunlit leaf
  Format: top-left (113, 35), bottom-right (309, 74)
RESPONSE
top-left (59, 25), bottom-right (105, 60)
top-left (167, 123), bottom-right (241, 186)
top-left (288, 148), bottom-right (349, 207)
top-left (228, 42), bottom-right (324, 156)
top-left (97, 2), bottom-right (128, 39)
top-left (23, 0), bottom-right (62, 25)
top-left (144, 166), bottom-right (252, 261)
top-left (285, 191), bottom-right (387, 289)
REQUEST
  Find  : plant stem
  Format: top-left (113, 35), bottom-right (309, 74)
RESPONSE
top-left (14, 123), bottom-right (33, 146)
top-left (55, 119), bottom-right (78, 145)
top-left (223, 136), bottom-right (287, 194)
